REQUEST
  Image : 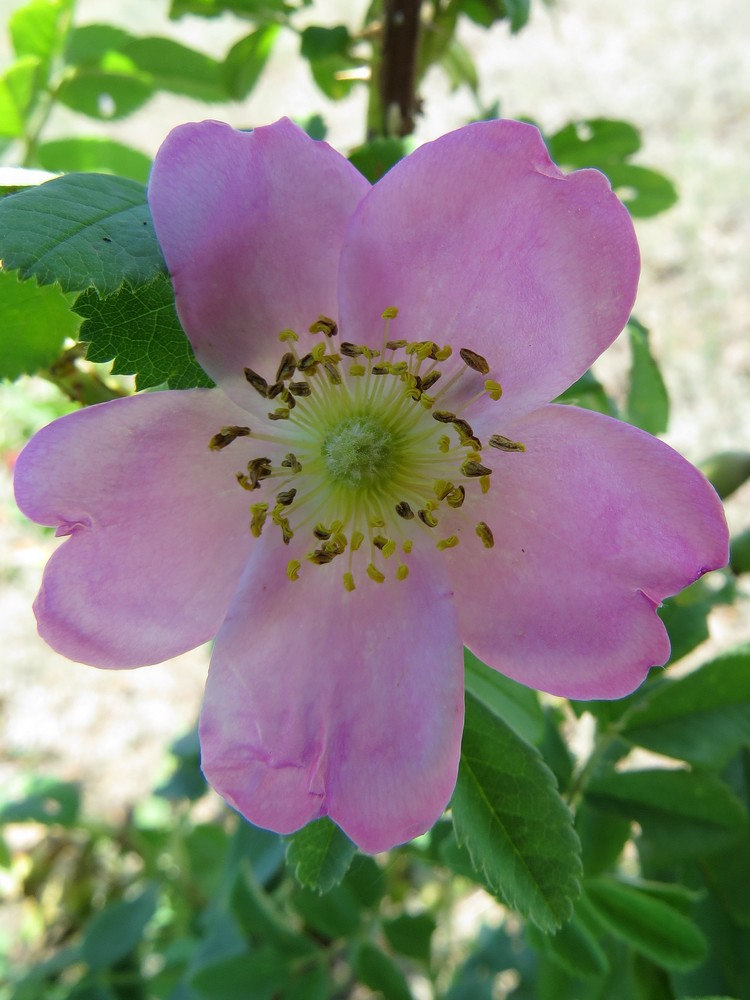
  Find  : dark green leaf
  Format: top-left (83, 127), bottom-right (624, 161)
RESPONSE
top-left (349, 137), bottom-right (410, 183)
top-left (575, 800), bottom-right (631, 876)
top-left (300, 25), bottom-right (357, 100)
top-left (621, 648), bottom-right (750, 768)
top-left (440, 37), bottom-right (479, 94)
top-left (382, 911), bottom-right (436, 964)
top-left (0, 776), bottom-right (80, 825)
top-left (451, 692), bottom-right (581, 931)
top-left (464, 649), bottom-right (545, 745)
top-left (75, 274), bottom-right (213, 390)
top-left (699, 451), bottom-right (750, 500)
top-left (343, 853), bottom-right (386, 908)
top-left (585, 876), bottom-right (707, 970)
top-left (36, 137), bottom-right (151, 182)
top-left (537, 706), bottom-right (575, 791)
top-left (285, 817), bottom-right (356, 893)
top-left (291, 882), bottom-right (361, 939)
top-left (625, 317), bottom-right (669, 434)
top-left (0, 270), bottom-right (80, 380)
top-left (586, 768), bottom-right (748, 860)
top-left (57, 70), bottom-right (154, 120)
top-left (462, 0), bottom-right (531, 32)
top-left (231, 864), bottom-right (316, 957)
top-left (82, 883), bottom-right (158, 970)
top-left (170, 0), bottom-right (292, 18)
top-left (353, 941), bottom-right (413, 1000)
top-left (730, 527), bottom-right (750, 575)
top-left (0, 57), bottom-right (40, 137)
top-left (547, 118), bottom-right (641, 168)
top-left (230, 819), bottom-right (285, 887)
top-left (298, 113), bottom-right (327, 141)
top-left (222, 25), bottom-right (279, 99)
top-left (528, 909), bottom-right (609, 980)
top-left (280, 966), bottom-right (328, 1000)
top-left (554, 368), bottom-right (618, 416)
top-left (0, 172), bottom-right (163, 294)
top-left (121, 36), bottom-right (224, 100)
top-left (190, 947), bottom-right (288, 1000)
top-left (64, 23), bottom-right (134, 64)
top-left (607, 163), bottom-right (678, 218)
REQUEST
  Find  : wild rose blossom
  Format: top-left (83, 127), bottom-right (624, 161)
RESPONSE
top-left (14, 119), bottom-right (727, 853)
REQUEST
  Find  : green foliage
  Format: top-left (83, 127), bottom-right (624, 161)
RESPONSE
top-left (0, 269), bottom-right (80, 380)
top-left (300, 25), bottom-right (358, 100)
top-left (699, 450), bottom-right (750, 500)
top-left (36, 137), bottom-right (152, 182)
top-left (451, 692), bottom-right (582, 931)
top-left (625, 318), bottom-right (669, 434)
top-left (0, 173), bottom-right (163, 294)
top-left (75, 275), bottom-right (214, 390)
top-left (285, 817), bottom-right (356, 892)
top-left (222, 24), bottom-right (280, 99)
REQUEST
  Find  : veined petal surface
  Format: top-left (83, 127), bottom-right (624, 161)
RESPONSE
top-left (200, 536), bottom-right (464, 853)
top-left (14, 390), bottom-right (255, 667)
top-left (446, 404), bottom-right (729, 698)
top-left (148, 118), bottom-right (370, 405)
top-left (338, 119), bottom-right (639, 425)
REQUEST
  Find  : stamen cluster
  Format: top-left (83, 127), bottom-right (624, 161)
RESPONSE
top-left (209, 308), bottom-right (524, 590)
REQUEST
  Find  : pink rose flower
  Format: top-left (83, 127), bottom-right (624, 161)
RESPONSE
top-left (14, 119), bottom-right (728, 853)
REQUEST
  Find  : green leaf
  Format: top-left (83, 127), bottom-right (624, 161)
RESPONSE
top-left (0, 57), bottom-right (40, 138)
top-left (75, 275), bottom-right (213, 390)
top-left (575, 800), bottom-right (631, 876)
top-left (285, 816), bottom-right (356, 893)
top-left (353, 941), bottom-right (413, 1000)
top-left (170, 0), bottom-right (292, 18)
top-left (462, 0), bottom-right (531, 32)
top-left (730, 528), bottom-right (750, 575)
top-left (0, 270), bottom-right (80, 380)
top-left (585, 876), bottom-right (707, 971)
top-left (0, 775), bottom-right (80, 825)
top-left (0, 172), bottom-right (163, 294)
top-left (621, 648), bottom-right (750, 768)
top-left (606, 163), bottom-right (678, 218)
top-left (65, 23), bottom-right (134, 64)
top-left (222, 24), bottom-right (280, 99)
top-left (349, 137), bottom-right (410, 183)
top-left (699, 451), bottom-right (750, 500)
top-left (121, 36), bottom-right (225, 101)
top-left (451, 691), bottom-right (581, 931)
top-left (625, 317), bottom-right (669, 434)
top-left (36, 137), bottom-right (151, 182)
top-left (528, 908), bottom-right (609, 980)
top-left (230, 864), bottom-right (316, 957)
top-left (300, 25), bottom-right (357, 100)
top-left (554, 368), bottom-right (618, 416)
top-left (82, 883), bottom-right (158, 970)
top-left (382, 912), bottom-right (437, 964)
top-left (464, 649), bottom-right (545, 745)
top-left (440, 37), bottom-right (479, 94)
top-left (10, 0), bottom-right (72, 65)
top-left (190, 947), bottom-right (288, 1000)
top-left (586, 768), bottom-right (748, 860)
top-left (280, 966), bottom-right (328, 1000)
top-left (547, 119), bottom-right (642, 168)
top-left (56, 69), bottom-right (154, 120)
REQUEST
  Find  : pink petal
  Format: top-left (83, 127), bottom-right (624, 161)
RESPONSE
top-left (200, 536), bottom-right (464, 853)
top-left (446, 404), bottom-right (728, 699)
top-left (14, 390), bottom-right (258, 667)
top-left (338, 120), bottom-right (639, 424)
top-left (148, 119), bottom-right (370, 406)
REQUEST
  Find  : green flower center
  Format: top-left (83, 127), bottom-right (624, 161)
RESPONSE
top-left (322, 414), bottom-right (396, 488)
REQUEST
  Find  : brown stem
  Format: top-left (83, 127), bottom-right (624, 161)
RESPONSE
top-left (379, 0), bottom-right (423, 136)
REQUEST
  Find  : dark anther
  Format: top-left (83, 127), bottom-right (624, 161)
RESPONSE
top-left (371, 365), bottom-right (389, 375)
top-left (489, 434), bottom-right (526, 453)
top-left (309, 315), bottom-right (338, 337)
top-left (460, 347), bottom-right (490, 374)
top-left (418, 508), bottom-right (438, 528)
top-left (395, 501), bottom-right (415, 519)
top-left (420, 371), bottom-right (441, 390)
top-left (244, 367), bottom-right (269, 397)
top-left (268, 407), bottom-right (290, 420)
top-left (386, 339), bottom-right (408, 350)
top-left (324, 360), bottom-right (342, 385)
top-left (276, 351), bottom-right (297, 382)
top-left (446, 485), bottom-right (465, 508)
top-left (267, 381), bottom-right (285, 399)
top-left (298, 352), bottom-right (318, 372)
top-left (340, 342), bottom-right (363, 357)
top-left (462, 458), bottom-right (492, 478)
top-left (208, 425), bottom-right (251, 450)
top-left (289, 381), bottom-right (312, 396)
top-left (432, 410), bottom-right (457, 423)
top-left (276, 488), bottom-right (297, 506)
top-left (281, 453), bottom-right (302, 473)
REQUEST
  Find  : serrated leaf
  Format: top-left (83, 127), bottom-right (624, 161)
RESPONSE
top-left (75, 275), bottom-right (213, 390)
top-left (0, 172), bottom-right (163, 293)
top-left (586, 768), bottom-right (748, 860)
top-left (353, 941), bottom-right (413, 1000)
top-left (57, 69), bottom-right (154, 120)
top-left (82, 883), bottom-right (158, 970)
top-left (625, 317), bottom-right (669, 434)
top-left (621, 648), bottom-right (750, 768)
top-left (285, 816), bottom-right (356, 893)
top-left (451, 692), bottom-right (581, 931)
top-left (37, 137), bottom-right (151, 182)
top-left (585, 876), bottom-right (707, 971)
top-left (222, 24), bottom-right (279, 99)
top-left (464, 649), bottom-right (545, 745)
top-left (291, 882), bottom-right (361, 939)
top-left (0, 270), bottom-right (80, 380)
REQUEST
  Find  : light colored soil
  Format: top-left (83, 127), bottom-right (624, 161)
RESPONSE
top-left (1, 0), bottom-right (749, 822)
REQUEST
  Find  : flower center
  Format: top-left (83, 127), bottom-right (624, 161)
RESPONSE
top-left (209, 308), bottom-right (525, 590)
top-left (322, 415), bottom-right (395, 487)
